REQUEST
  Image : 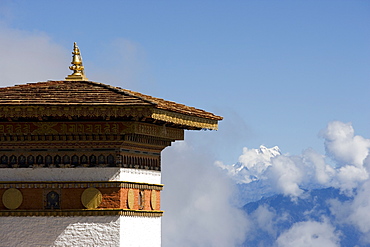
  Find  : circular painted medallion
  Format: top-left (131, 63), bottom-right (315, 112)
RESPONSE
top-left (81, 187), bottom-right (102, 209)
top-left (2, 188), bottom-right (23, 210)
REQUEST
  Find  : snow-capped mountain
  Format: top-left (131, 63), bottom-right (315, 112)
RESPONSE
top-left (217, 145), bottom-right (281, 183)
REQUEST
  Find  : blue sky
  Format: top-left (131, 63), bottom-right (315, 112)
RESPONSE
top-left (0, 1), bottom-right (369, 164)
top-left (1, 1), bottom-right (370, 246)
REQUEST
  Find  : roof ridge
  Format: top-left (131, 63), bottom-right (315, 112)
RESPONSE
top-left (80, 80), bottom-right (158, 106)
top-left (72, 81), bottom-right (222, 121)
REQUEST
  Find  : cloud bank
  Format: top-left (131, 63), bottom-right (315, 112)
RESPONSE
top-left (276, 219), bottom-right (341, 247)
top-left (0, 23), bottom-right (69, 86)
top-left (0, 23), bottom-right (148, 90)
top-left (219, 121), bottom-right (370, 198)
top-left (161, 141), bottom-right (249, 247)
top-left (217, 121), bottom-right (370, 246)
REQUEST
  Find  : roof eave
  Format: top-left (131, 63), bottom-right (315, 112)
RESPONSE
top-left (150, 108), bottom-right (220, 130)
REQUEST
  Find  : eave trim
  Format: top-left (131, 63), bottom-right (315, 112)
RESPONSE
top-left (151, 108), bottom-right (219, 130)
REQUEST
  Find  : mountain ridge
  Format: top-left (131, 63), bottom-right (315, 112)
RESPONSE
top-left (242, 187), bottom-right (361, 247)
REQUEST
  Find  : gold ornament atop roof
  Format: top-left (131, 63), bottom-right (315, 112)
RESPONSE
top-left (65, 42), bottom-right (88, 81)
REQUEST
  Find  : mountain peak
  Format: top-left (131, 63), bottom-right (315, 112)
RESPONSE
top-left (218, 145), bottom-right (282, 184)
top-left (257, 145), bottom-right (281, 156)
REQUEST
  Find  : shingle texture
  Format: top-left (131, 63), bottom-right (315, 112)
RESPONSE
top-left (0, 81), bottom-right (222, 121)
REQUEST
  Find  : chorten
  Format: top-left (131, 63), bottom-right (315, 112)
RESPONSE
top-left (0, 43), bottom-right (222, 246)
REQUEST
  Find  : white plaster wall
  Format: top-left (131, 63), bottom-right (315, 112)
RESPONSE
top-left (120, 216), bottom-right (161, 247)
top-left (0, 216), bottom-right (161, 247)
top-left (0, 168), bottom-right (161, 184)
top-left (0, 216), bottom-right (120, 247)
top-left (117, 168), bottom-right (161, 184)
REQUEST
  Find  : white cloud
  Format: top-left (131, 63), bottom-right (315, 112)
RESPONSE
top-left (161, 140), bottom-right (249, 247)
top-left (276, 220), bottom-right (341, 247)
top-left (267, 155), bottom-right (304, 197)
top-left (321, 121), bottom-right (370, 193)
top-left (0, 23), bottom-right (149, 91)
top-left (336, 165), bottom-right (368, 192)
top-left (347, 180), bottom-right (370, 243)
top-left (0, 23), bottom-right (69, 86)
top-left (329, 180), bottom-right (370, 244)
top-left (250, 205), bottom-right (277, 237)
top-left (321, 121), bottom-right (370, 167)
top-left (301, 148), bottom-right (335, 186)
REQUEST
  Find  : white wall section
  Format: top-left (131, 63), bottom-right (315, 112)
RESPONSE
top-left (0, 216), bottom-right (161, 247)
top-left (0, 168), bottom-right (161, 184)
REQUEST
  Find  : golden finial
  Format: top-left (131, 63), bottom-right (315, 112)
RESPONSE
top-left (65, 42), bottom-right (88, 81)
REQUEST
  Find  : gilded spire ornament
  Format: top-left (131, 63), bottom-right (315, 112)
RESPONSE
top-left (65, 42), bottom-right (88, 81)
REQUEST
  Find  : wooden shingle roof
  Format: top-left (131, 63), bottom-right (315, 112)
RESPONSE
top-left (0, 80), bottom-right (222, 130)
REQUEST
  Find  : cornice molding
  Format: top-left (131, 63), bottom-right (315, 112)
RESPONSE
top-left (0, 181), bottom-right (163, 191)
top-left (0, 209), bottom-right (164, 217)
